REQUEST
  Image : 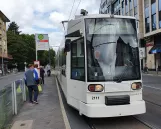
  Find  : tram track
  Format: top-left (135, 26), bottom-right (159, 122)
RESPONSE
top-left (133, 116), bottom-right (158, 129)
top-left (83, 115), bottom-right (153, 129)
top-left (83, 116), bottom-right (97, 129)
top-left (144, 99), bottom-right (161, 108)
top-left (132, 99), bottom-right (161, 129)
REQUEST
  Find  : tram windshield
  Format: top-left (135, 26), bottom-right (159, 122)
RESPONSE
top-left (85, 18), bottom-right (141, 82)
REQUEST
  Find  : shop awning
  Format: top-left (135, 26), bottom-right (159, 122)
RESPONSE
top-left (0, 53), bottom-right (13, 59)
top-left (149, 45), bottom-right (161, 54)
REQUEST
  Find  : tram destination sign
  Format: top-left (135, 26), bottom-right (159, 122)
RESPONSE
top-left (35, 34), bottom-right (49, 50)
top-left (88, 22), bottom-right (135, 35)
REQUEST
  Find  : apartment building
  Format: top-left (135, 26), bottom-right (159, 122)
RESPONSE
top-left (99, 0), bottom-right (146, 70)
top-left (0, 11), bottom-right (11, 73)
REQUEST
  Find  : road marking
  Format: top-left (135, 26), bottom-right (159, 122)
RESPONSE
top-left (142, 73), bottom-right (161, 77)
top-left (55, 78), bottom-right (71, 129)
top-left (143, 85), bottom-right (161, 91)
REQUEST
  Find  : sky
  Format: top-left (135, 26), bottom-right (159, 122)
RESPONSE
top-left (0, 0), bottom-right (100, 51)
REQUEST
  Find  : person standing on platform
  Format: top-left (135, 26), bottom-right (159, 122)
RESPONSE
top-left (46, 64), bottom-right (51, 77)
top-left (24, 64), bottom-right (39, 104)
top-left (34, 64), bottom-right (40, 84)
top-left (40, 66), bottom-right (45, 84)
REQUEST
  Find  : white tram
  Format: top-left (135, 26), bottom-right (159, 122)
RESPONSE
top-left (56, 14), bottom-right (146, 118)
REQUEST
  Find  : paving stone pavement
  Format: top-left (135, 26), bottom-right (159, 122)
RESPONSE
top-left (11, 75), bottom-right (66, 129)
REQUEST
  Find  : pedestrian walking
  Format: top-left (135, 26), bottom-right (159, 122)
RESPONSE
top-left (143, 64), bottom-right (148, 73)
top-left (40, 66), bottom-right (45, 84)
top-left (24, 64), bottom-right (39, 104)
top-left (46, 64), bottom-right (51, 77)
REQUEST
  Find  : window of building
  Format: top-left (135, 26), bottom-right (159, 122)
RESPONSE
top-left (71, 38), bottom-right (85, 81)
top-left (159, 11), bottom-right (161, 28)
top-left (125, 0), bottom-right (128, 15)
top-left (122, 0), bottom-right (124, 15)
top-left (129, 0), bottom-right (132, 10)
top-left (134, 0), bottom-right (137, 7)
top-left (129, 10), bottom-right (133, 16)
top-left (133, 0), bottom-right (138, 23)
top-left (151, 0), bottom-right (156, 31)
top-left (129, 0), bottom-right (133, 16)
top-left (134, 0), bottom-right (137, 17)
top-left (159, 0), bottom-right (161, 28)
top-left (159, 0), bottom-right (161, 11)
top-left (145, 17), bottom-right (150, 33)
top-left (114, 0), bottom-right (120, 13)
top-left (107, 6), bottom-right (111, 13)
top-left (145, 7), bottom-right (150, 33)
top-left (115, 10), bottom-right (121, 15)
top-left (152, 13), bottom-right (156, 30)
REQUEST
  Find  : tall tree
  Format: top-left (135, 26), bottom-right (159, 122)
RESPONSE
top-left (8, 22), bottom-right (21, 35)
top-left (21, 34), bottom-right (36, 63)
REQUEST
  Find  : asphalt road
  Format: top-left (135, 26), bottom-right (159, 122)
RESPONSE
top-left (135, 74), bottom-right (161, 129)
top-left (56, 74), bottom-right (161, 129)
top-left (0, 72), bottom-right (24, 90)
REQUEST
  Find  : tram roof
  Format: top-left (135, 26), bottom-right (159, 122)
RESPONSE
top-left (73, 14), bottom-right (136, 20)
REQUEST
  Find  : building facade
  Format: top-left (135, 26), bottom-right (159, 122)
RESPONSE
top-left (143, 0), bottom-right (161, 71)
top-left (99, 0), bottom-right (146, 70)
top-left (0, 11), bottom-right (11, 74)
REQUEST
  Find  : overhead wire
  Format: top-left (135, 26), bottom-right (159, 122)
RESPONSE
top-left (68, 0), bottom-right (76, 21)
top-left (74, 0), bottom-right (82, 16)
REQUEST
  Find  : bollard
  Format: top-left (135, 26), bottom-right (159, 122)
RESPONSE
top-left (13, 82), bottom-right (17, 115)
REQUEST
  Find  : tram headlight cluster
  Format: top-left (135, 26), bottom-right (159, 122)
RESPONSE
top-left (88, 84), bottom-right (104, 92)
top-left (131, 82), bottom-right (142, 90)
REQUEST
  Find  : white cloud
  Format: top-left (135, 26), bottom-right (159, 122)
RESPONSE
top-left (49, 31), bottom-right (64, 52)
top-left (0, 0), bottom-right (100, 50)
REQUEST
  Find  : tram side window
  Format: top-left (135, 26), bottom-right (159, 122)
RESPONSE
top-left (59, 49), bottom-right (66, 76)
top-left (71, 38), bottom-right (85, 81)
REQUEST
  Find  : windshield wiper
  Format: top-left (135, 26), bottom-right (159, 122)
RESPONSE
top-left (115, 66), bottom-right (128, 83)
top-left (93, 42), bottom-right (116, 47)
top-left (126, 59), bottom-right (134, 66)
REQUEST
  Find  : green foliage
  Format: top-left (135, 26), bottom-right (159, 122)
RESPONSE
top-left (38, 49), bottom-right (56, 67)
top-left (7, 22), bottom-right (56, 70)
top-left (8, 22), bottom-right (21, 35)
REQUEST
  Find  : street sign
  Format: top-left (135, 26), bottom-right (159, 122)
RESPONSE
top-left (35, 34), bottom-right (49, 50)
top-left (34, 61), bottom-right (40, 68)
top-left (139, 48), bottom-right (145, 59)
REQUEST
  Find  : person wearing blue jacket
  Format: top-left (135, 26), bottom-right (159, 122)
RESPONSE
top-left (24, 64), bottom-right (39, 104)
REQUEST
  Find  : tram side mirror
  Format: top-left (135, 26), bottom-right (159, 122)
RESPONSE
top-left (64, 39), bottom-right (71, 52)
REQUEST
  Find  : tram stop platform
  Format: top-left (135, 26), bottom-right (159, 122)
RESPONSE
top-left (11, 75), bottom-right (66, 129)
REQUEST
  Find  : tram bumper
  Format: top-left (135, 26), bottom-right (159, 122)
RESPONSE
top-left (79, 100), bottom-right (146, 118)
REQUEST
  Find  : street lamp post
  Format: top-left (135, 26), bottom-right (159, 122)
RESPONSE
top-left (1, 41), bottom-right (5, 75)
top-left (15, 63), bottom-right (17, 73)
top-left (24, 62), bottom-right (27, 71)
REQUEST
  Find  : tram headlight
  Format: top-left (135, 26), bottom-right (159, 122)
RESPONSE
top-left (88, 84), bottom-right (104, 92)
top-left (131, 82), bottom-right (142, 90)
